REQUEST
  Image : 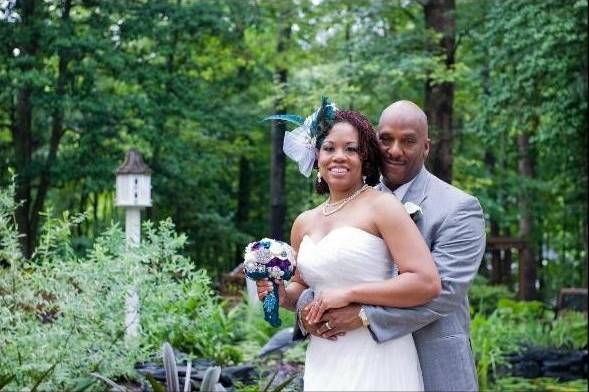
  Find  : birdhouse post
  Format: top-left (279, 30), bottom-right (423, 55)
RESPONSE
top-left (115, 149), bottom-right (152, 338)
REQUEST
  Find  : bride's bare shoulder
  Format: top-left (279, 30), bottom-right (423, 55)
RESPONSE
top-left (367, 189), bottom-right (405, 215)
top-left (291, 208), bottom-right (320, 246)
top-left (294, 208), bottom-right (318, 227)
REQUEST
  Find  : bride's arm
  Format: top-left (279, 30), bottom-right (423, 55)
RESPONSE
top-left (347, 193), bottom-right (441, 305)
top-left (277, 271), bottom-right (307, 311)
top-left (307, 193), bottom-right (440, 321)
top-left (256, 213), bottom-right (309, 311)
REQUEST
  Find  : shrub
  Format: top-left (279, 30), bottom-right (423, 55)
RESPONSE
top-left (471, 294), bottom-right (588, 389)
top-left (228, 297), bottom-right (296, 362)
top-left (469, 275), bottom-right (514, 316)
top-left (0, 179), bottom-right (243, 390)
top-left (494, 377), bottom-right (588, 392)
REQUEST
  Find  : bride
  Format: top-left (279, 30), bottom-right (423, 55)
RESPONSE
top-left (259, 100), bottom-right (440, 391)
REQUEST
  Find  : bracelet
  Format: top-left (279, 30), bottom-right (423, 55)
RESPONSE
top-left (358, 307), bottom-right (370, 328)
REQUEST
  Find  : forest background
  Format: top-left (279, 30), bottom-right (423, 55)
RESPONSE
top-left (0, 0), bottom-right (587, 390)
top-left (2, 0), bottom-right (586, 300)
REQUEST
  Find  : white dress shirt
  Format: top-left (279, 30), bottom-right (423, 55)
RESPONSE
top-left (378, 173), bottom-right (418, 201)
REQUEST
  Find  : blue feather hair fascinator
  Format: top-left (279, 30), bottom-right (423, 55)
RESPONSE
top-left (264, 97), bottom-right (337, 177)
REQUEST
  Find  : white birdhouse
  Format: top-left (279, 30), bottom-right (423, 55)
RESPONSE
top-left (115, 149), bottom-right (152, 207)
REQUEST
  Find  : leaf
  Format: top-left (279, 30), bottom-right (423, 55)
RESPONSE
top-left (184, 360), bottom-right (192, 392)
top-left (0, 374), bottom-right (16, 391)
top-left (30, 362), bottom-right (58, 392)
top-left (69, 378), bottom-right (97, 392)
top-left (261, 370), bottom-right (278, 392)
top-left (270, 375), bottom-right (297, 392)
top-left (213, 383), bottom-right (226, 392)
top-left (162, 342), bottom-right (180, 392)
top-left (90, 373), bottom-right (128, 392)
top-left (146, 374), bottom-right (166, 392)
top-left (200, 366), bottom-right (222, 392)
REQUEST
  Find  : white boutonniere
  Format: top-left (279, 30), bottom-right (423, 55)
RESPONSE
top-left (404, 202), bottom-right (422, 221)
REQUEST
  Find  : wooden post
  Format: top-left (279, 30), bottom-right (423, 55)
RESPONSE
top-left (125, 207), bottom-right (141, 337)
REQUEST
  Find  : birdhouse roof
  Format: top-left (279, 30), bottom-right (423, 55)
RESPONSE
top-left (116, 149), bottom-right (152, 175)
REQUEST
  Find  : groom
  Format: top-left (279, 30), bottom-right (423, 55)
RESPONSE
top-left (295, 100), bottom-right (486, 391)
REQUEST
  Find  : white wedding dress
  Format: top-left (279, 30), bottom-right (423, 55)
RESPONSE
top-left (297, 226), bottom-right (424, 391)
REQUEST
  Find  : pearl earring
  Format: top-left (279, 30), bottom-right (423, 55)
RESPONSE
top-left (317, 171), bottom-right (322, 183)
top-left (362, 175), bottom-right (367, 184)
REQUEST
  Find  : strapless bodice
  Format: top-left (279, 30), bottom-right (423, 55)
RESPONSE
top-left (296, 226), bottom-right (398, 292)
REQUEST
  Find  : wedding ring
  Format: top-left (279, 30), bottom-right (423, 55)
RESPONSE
top-left (325, 321), bottom-right (333, 330)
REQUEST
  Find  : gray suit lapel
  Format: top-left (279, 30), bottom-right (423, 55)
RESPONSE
top-left (401, 167), bottom-right (430, 206)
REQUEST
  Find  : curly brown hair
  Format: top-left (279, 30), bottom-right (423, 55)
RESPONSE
top-left (315, 110), bottom-right (381, 194)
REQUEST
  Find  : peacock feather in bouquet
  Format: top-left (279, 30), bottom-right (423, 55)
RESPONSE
top-left (243, 238), bottom-right (296, 327)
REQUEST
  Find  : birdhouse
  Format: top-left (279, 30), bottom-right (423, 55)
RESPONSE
top-left (115, 149), bottom-right (152, 207)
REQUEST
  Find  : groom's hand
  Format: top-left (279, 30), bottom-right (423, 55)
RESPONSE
top-left (300, 306), bottom-right (344, 340)
top-left (318, 304), bottom-right (363, 339)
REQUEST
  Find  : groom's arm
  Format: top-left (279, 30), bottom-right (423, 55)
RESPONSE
top-left (292, 288), bottom-right (314, 340)
top-left (365, 196), bottom-right (485, 343)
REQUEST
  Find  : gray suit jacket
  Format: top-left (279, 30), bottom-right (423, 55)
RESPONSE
top-left (294, 167), bottom-right (486, 391)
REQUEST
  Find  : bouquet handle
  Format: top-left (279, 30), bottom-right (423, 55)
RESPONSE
top-left (263, 283), bottom-right (281, 327)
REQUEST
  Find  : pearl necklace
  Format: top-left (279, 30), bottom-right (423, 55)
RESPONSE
top-left (322, 184), bottom-right (369, 216)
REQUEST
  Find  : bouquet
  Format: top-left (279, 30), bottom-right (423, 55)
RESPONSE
top-left (243, 238), bottom-right (296, 327)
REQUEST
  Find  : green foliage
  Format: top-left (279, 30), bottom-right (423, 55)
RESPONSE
top-left (1, 0), bottom-right (586, 302)
top-left (1, 0), bottom-right (587, 387)
top-left (471, 290), bottom-right (588, 388)
top-left (230, 298), bottom-right (296, 362)
top-left (494, 377), bottom-right (588, 392)
top-left (0, 170), bottom-right (21, 263)
top-left (462, 0), bottom-right (588, 299)
top-left (469, 276), bottom-right (514, 316)
top-left (1, 213), bottom-right (136, 390)
top-left (0, 176), bottom-right (306, 390)
top-left (93, 342), bottom-right (228, 392)
top-left (233, 370), bottom-right (297, 392)
top-left (0, 180), bottom-right (245, 390)
top-left (283, 342), bottom-right (307, 366)
top-left (548, 311), bottom-right (588, 350)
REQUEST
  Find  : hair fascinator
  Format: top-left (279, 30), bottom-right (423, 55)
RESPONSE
top-left (264, 97), bottom-right (337, 177)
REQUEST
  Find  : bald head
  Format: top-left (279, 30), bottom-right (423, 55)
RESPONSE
top-left (376, 100), bottom-right (430, 189)
top-left (379, 100), bottom-right (428, 138)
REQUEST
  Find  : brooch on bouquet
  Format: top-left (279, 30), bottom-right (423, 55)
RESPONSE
top-left (243, 238), bottom-right (296, 327)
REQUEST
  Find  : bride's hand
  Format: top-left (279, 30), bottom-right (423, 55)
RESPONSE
top-left (255, 279), bottom-right (273, 301)
top-left (274, 278), bottom-right (287, 305)
top-left (256, 278), bottom-right (288, 305)
top-left (305, 288), bottom-right (351, 324)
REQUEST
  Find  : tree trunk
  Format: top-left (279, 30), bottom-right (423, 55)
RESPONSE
top-left (234, 154), bottom-right (251, 265)
top-left (9, 0), bottom-right (72, 257)
top-left (517, 132), bottom-right (537, 300)
top-left (583, 220), bottom-right (588, 288)
top-left (582, 61), bottom-right (588, 289)
top-left (30, 0), bottom-right (72, 253)
top-left (13, 88), bottom-right (34, 257)
top-left (483, 149), bottom-right (503, 285)
top-left (270, 23), bottom-right (290, 241)
top-left (423, 0), bottom-right (455, 184)
top-left (11, 0), bottom-right (38, 258)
